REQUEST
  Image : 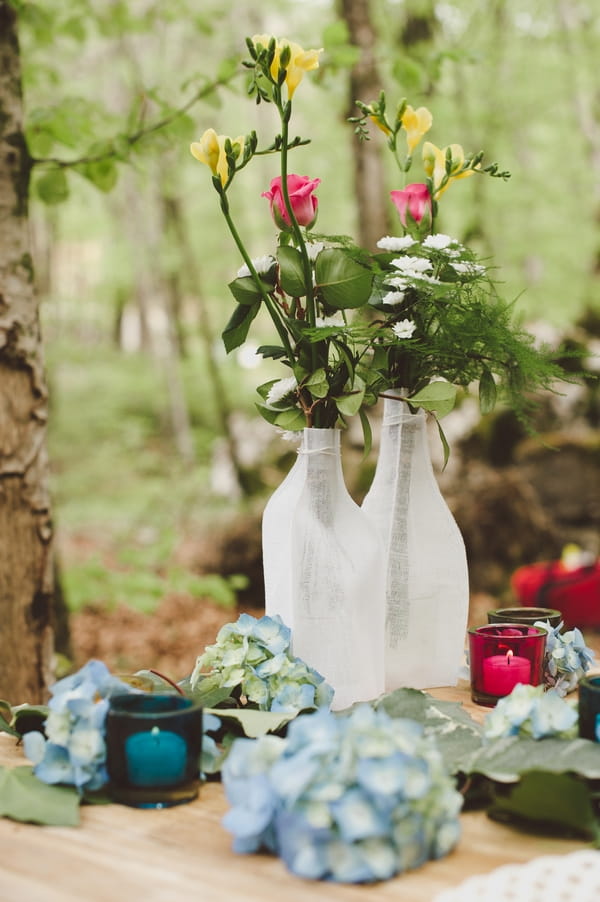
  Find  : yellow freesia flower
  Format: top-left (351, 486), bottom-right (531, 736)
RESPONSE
top-left (252, 34), bottom-right (322, 98)
top-left (422, 141), bottom-right (476, 197)
top-left (190, 128), bottom-right (245, 186)
top-left (401, 105), bottom-right (433, 154)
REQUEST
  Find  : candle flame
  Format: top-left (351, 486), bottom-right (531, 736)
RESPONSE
top-left (506, 649), bottom-right (514, 663)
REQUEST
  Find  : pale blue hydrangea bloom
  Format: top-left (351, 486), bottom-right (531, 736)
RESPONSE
top-left (535, 620), bottom-right (595, 696)
top-left (190, 613), bottom-right (334, 714)
top-left (221, 704), bottom-right (462, 883)
top-left (483, 683), bottom-right (578, 741)
top-left (23, 659), bottom-right (136, 793)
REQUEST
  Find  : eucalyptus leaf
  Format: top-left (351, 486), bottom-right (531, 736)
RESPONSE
top-left (277, 245), bottom-right (307, 297)
top-left (335, 387), bottom-right (365, 417)
top-left (305, 368), bottom-right (329, 399)
top-left (274, 408), bottom-right (306, 431)
top-left (0, 766), bottom-right (80, 826)
top-left (315, 248), bottom-right (373, 309)
top-left (488, 771), bottom-right (600, 843)
top-left (205, 707), bottom-right (296, 739)
top-left (35, 168), bottom-right (69, 205)
top-left (465, 736), bottom-right (600, 783)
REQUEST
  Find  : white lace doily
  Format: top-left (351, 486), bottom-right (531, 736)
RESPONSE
top-left (432, 850), bottom-right (600, 902)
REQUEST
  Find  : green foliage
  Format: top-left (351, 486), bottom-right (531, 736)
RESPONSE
top-left (0, 766), bottom-right (80, 826)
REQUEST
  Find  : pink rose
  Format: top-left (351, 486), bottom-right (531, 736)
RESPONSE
top-left (390, 183), bottom-right (432, 231)
top-left (262, 174), bottom-right (321, 230)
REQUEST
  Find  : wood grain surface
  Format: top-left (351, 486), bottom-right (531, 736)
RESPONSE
top-left (0, 682), bottom-right (590, 902)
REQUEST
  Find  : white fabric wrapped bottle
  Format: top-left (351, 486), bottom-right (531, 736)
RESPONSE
top-left (362, 395), bottom-right (469, 690)
top-left (274, 427), bottom-right (385, 710)
top-left (262, 446), bottom-right (305, 632)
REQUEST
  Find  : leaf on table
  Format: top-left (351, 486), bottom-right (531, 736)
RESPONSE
top-left (488, 770), bottom-right (600, 843)
top-left (465, 736), bottom-right (600, 783)
top-left (205, 707), bottom-right (296, 739)
top-left (0, 702), bottom-right (19, 738)
top-left (375, 688), bottom-right (484, 774)
top-left (12, 706), bottom-right (49, 737)
top-left (0, 766), bottom-right (80, 826)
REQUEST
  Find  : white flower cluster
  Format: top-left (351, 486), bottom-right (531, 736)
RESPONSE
top-left (221, 704), bottom-right (462, 883)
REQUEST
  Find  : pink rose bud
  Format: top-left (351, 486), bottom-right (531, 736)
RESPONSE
top-left (262, 174), bottom-right (321, 230)
top-left (390, 183), bottom-right (432, 231)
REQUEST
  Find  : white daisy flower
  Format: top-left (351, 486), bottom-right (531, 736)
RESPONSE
top-left (383, 276), bottom-right (408, 290)
top-left (382, 290), bottom-right (406, 306)
top-left (422, 233), bottom-right (456, 250)
top-left (377, 235), bottom-right (417, 252)
top-left (391, 256), bottom-right (433, 274)
top-left (392, 319), bottom-right (417, 339)
top-left (237, 255), bottom-right (276, 278)
top-left (266, 376), bottom-right (298, 405)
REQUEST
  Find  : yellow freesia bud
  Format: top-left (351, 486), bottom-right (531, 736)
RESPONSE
top-left (401, 105), bottom-right (433, 154)
top-left (369, 114), bottom-right (392, 136)
top-left (422, 141), bottom-right (476, 197)
top-left (190, 129), bottom-right (245, 186)
top-left (251, 34), bottom-right (322, 98)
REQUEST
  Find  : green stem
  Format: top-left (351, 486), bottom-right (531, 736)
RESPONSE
top-left (220, 194), bottom-right (295, 362)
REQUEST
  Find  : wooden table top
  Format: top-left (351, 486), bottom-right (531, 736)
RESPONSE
top-left (0, 682), bottom-right (590, 902)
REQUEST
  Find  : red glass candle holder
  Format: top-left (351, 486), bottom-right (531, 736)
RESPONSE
top-left (468, 625), bottom-right (547, 707)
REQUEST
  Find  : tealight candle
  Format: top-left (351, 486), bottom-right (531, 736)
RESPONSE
top-left (482, 649), bottom-right (531, 696)
top-left (106, 694), bottom-right (203, 808)
top-left (468, 625), bottom-right (546, 707)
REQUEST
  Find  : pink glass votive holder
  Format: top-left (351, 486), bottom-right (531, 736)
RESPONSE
top-left (468, 625), bottom-right (547, 707)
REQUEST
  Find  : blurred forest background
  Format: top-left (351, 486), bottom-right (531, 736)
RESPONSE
top-left (6, 0), bottom-right (599, 683)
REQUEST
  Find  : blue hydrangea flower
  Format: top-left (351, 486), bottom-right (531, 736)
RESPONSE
top-left (190, 613), bottom-right (334, 714)
top-left (535, 620), bottom-right (595, 696)
top-left (483, 683), bottom-right (578, 741)
top-left (221, 704), bottom-right (462, 883)
top-left (23, 659), bottom-right (136, 793)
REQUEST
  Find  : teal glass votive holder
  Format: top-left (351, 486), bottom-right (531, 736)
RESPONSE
top-left (578, 676), bottom-right (600, 742)
top-left (106, 694), bottom-right (203, 808)
top-left (487, 607), bottom-right (562, 628)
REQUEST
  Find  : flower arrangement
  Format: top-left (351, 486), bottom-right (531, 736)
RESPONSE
top-left (190, 35), bottom-right (566, 447)
top-left (482, 684), bottom-right (578, 741)
top-left (190, 613), bottom-right (334, 713)
top-left (22, 660), bottom-right (136, 794)
top-left (221, 703), bottom-right (462, 883)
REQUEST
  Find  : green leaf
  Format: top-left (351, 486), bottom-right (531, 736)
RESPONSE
top-left (335, 377), bottom-right (365, 417)
top-left (35, 168), bottom-right (69, 205)
top-left (409, 382), bottom-right (457, 418)
top-left (77, 158), bottom-right (118, 193)
top-left (0, 766), bottom-right (80, 826)
top-left (222, 301), bottom-right (260, 352)
top-left (228, 276), bottom-right (263, 306)
top-left (277, 245), bottom-right (307, 297)
top-left (13, 706), bottom-right (49, 737)
top-left (358, 408), bottom-right (373, 457)
top-left (465, 736), bottom-right (600, 783)
top-left (205, 708), bottom-right (296, 739)
top-left (488, 771), bottom-right (600, 843)
top-left (375, 688), bottom-right (483, 776)
top-left (315, 248), bottom-right (373, 309)
top-left (305, 368), bottom-right (329, 399)
top-left (478, 368), bottom-right (497, 415)
top-left (435, 419), bottom-right (451, 469)
top-left (184, 674), bottom-right (235, 709)
top-left (274, 408), bottom-right (306, 431)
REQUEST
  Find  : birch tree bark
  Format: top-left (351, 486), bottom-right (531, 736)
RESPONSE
top-left (339, 0), bottom-right (391, 251)
top-left (0, 3), bottom-right (54, 702)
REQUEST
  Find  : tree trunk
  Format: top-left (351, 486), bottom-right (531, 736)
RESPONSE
top-left (0, 3), bottom-right (54, 703)
top-left (339, 0), bottom-right (391, 251)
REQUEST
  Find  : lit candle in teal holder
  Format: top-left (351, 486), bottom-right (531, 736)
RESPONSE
top-left (106, 693), bottom-right (203, 808)
top-left (125, 725), bottom-right (188, 787)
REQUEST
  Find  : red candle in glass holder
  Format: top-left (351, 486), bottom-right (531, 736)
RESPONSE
top-left (468, 624), bottom-right (546, 707)
top-left (482, 648), bottom-right (531, 695)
